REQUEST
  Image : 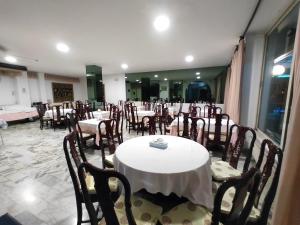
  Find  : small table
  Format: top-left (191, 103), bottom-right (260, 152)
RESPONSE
top-left (136, 110), bottom-right (155, 119)
top-left (92, 111), bottom-right (110, 119)
top-left (114, 135), bottom-right (213, 209)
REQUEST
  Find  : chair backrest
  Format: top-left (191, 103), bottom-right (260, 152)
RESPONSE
top-left (253, 139), bottom-right (283, 225)
top-left (52, 105), bottom-right (63, 121)
top-left (141, 116), bottom-right (156, 135)
top-left (78, 162), bottom-right (137, 225)
top-left (176, 112), bottom-right (190, 138)
top-left (207, 113), bottom-right (230, 146)
top-left (110, 105), bottom-right (119, 119)
top-left (190, 106), bottom-right (201, 117)
top-left (204, 104), bottom-right (222, 118)
top-left (223, 125), bottom-right (256, 172)
top-left (129, 106), bottom-right (139, 124)
top-left (98, 119), bottom-right (116, 155)
top-left (189, 117), bottom-right (205, 145)
top-left (36, 104), bottom-right (45, 118)
top-left (114, 110), bottom-right (124, 144)
top-left (84, 105), bottom-right (94, 119)
top-left (211, 168), bottom-right (261, 225)
top-left (63, 131), bottom-right (87, 200)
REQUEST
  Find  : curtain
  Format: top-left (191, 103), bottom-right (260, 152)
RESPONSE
top-left (272, 12), bottom-right (300, 225)
top-left (225, 39), bottom-right (245, 123)
top-left (224, 67), bottom-right (231, 111)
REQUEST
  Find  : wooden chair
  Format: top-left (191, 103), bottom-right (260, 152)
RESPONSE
top-left (85, 105), bottom-right (94, 119)
top-left (141, 116), bottom-right (157, 136)
top-left (245, 140), bottom-right (283, 225)
top-left (78, 162), bottom-right (163, 225)
top-left (113, 110), bottom-right (124, 144)
top-left (159, 168), bottom-right (261, 225)
top-left (65, 113), bottom-right (96, 148)
top-left (128, 106), bottom-right (142, 134)
top-left (110, 105), bottom-right (119, 119)
top-left (211, 125), bottom-right (256, 181)
top-left (176, 112), bottom-right (190, 138)
top-left (63, 131), bottom-right (120, 225)
top-left (189, 117), bottom-right (206, 145)
top-left (52, 105), bottom-right (66, 130)
top-left (206, 113), bottom-right (230, 151)
top-left (63, 101), bottom-right (72, 109)
top-left (161, 107), bottom-right (173, 135)
top-left (190, 105), bottom-right (201, 117)
top-left (98, 119), bottom-right (119, 168)
top-left (36, 104), bottom-right (51, 130)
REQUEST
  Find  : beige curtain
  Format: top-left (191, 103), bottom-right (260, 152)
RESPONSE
top-left (224, 67), bottom-right (231, 111)
top-left (225, 39), bottom-right (245, 123)
top-left (272, 12), bottom-right (300, 225)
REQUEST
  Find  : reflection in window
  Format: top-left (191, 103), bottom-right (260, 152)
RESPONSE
top-left (258, 4), bottom-right (299, 144)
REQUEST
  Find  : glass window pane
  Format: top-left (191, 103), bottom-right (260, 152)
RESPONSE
top-left (258, 5), bottom-right (299, 144)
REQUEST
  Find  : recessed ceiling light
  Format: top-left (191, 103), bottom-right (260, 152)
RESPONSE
top-left (196, 72), bottom-right (200, 75)
top-left (154, 74), bottom-right (158, 78)
top-left (125, 76), bottom-right (127, 79)
top-left (196, 76), bottom-right (201, 79)
top-left (164, 78), bottom-right (168, 81)
top-left (272, 65), bottom-right (285, 76)
top-left (136, 79), bottom-right (139, 82)
top-left (121, 63), bottom-right (128, 70)
top-left (56, 42), bottom-right (70, 53)
top-left (153, 15), bottom-right (170, 32)
top-left (185, 55), bottom-right (194, 63)
top-left (4, 55), bottom-right (17, 63)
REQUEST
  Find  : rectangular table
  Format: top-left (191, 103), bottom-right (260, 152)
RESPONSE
top-left (78, 119), bottom-right (108, 145)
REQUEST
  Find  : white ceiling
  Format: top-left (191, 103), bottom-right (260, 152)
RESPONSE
top-left (0, 0), bottom-right (295, 77)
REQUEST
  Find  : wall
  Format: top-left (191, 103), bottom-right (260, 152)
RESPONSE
top-left (0, 72), bottom-right (18, 105)
top-left (159, 80), bottom-right (169, 99)
top-left (102, 74), bottom-right (126, 104)
top-left (240, 34), bottom-right (265, 128)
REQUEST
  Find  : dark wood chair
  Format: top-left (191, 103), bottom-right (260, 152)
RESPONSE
top-left (190, 106), bottom-right (201, 117)
top-left (159, 168), bottom-right (261, 225)
top-left (78, 162), bottom-right (163, 225)
top-left (128, 106), bottom-right (142, 134)
top-left (52, 105), bottom-right (66, 130)
top-left (85, 105), bottom-right (94, 119)
top-left (211, 125), bottom-right (256, 181)
top-left (98, 119), bottom-right (119, 168)
top-left (110, 105), bottom-right (119, 119)
top-left (113, 110), bottom-right (124, 144)
top-left (245, 139), bottom-right (283, 225)
top-left (206, 113), bottom-right (230, 151)
top-left (176, 112), bottom-right (190, 138)
top-left (36, 104), bottom-right (51, 130)
top-left (141, 116), bottom-right (157, 136)
top-left (63, 131), bottom-right (120, 225)
top-left (204, 104), bottom-right (222, 118)
top-left (63, 101), bottom-right (72, 109)
top-left (189, 117), bottom-right (206, 145)
top-left (65, 113), bottom-right (96, 148)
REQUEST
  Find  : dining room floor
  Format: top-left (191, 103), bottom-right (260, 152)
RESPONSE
top-left (0, 119), bottom-right (269, 225)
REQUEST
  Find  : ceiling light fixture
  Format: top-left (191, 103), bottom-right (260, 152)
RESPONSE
top-left (153, 15), bottom-right (170, 32)
top-left (164, 78), bottom-right (168, 81)
top-left (125, 76), bottom-right (127, 79)
top-left (272, 64), bottom-right (285, 76)
top-left (136, 80), bottom-right (139, 82)
top-left (121, 63), bottom-right (128, 70)
top-left (4, 55), bottom-right (17, 63)
top-left (196, 72), bottom-right (200, 75)
top-left (196, 76), bottom-right (201, 79)
top-left (56, 42), bottom-right (70, 53)
top-left (154, 74), bottom-right (158, 78)
top-left (185, 55), bottom-right (194, 63)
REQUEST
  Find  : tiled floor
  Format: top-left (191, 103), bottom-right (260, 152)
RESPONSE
top-left (0, 120), bottom-right (270, 225)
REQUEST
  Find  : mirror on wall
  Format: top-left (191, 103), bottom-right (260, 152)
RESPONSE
top-left (125, 66), bottom-right (227, 103)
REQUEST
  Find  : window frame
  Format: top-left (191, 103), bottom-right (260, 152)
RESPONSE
top-left (255, 1), bottom-right (299, 149)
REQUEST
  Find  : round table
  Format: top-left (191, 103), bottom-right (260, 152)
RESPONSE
top-left (114, 135), bottom-right (213, 209)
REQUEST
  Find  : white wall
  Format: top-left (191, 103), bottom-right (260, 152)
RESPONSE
top-left (0, 73), bottom-right (18, 105)
top-left (28, 76), bottom-right (41, 103)
top-left (102, 74), bottom-right (126, 104)
top-left (240, 34), bottom-right (265, 128)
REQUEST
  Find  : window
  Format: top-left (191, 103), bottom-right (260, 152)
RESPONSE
top-left (258, 4), bottom-right (299, 144)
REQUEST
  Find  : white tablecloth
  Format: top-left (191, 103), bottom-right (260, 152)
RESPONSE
top-left (114, 135), bottom-right (213, 209)
top-left (44, 108), bottom-right (73, 118)
top-left (78, 119), bottom-right (108, 145)
top-left (92, 111), bottom-right (110, 119)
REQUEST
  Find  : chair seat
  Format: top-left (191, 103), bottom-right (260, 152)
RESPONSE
top-left (104, 154), bottom-right (114, 167)
top-left (221, 187), bottom-right (261, 222)
top-left (85, 174), bottom-right (118, 192)
top-left (211, 161), bottom-right (242, 181)
top-left (159, 201), bottom-right (214, 225)
top-left (99, 195), bottom-right (162, 225)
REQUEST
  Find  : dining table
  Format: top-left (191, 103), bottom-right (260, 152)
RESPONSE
top-left (44, 108), bottom-right (74, 118)
top-left (92, 110), bottom-right (110, 119)
top-left (114, 135), bottom-right (213, 209)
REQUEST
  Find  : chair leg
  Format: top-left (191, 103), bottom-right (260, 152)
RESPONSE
top-left (76, 198), bottom-right (83, 225)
